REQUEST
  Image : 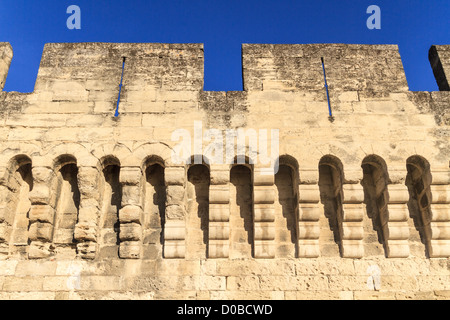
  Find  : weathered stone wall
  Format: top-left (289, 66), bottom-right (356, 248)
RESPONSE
top-left (0, 42), bottom-right (448, 300)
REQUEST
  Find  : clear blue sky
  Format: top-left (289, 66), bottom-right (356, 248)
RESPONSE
top-left (0, 0), bottom-right (449, 92)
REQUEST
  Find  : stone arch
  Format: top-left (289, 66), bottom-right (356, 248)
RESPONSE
top-left (274, 155), bottom-right (300, 258)
top-left (45, 143), bottom-right (97, 167)
top-left (51, 154), bottom-right (80, 251)
top-left (91, 143), bottom-right (132, 171)
top-left (143, 154), bottom-right (166, 170)
top-left (274, 154), bottom-right (300, 183)
top-left (406, 155), bottom-right (432, 257)
top-left (97, 155), bottom-right (122, 258)
top-left (142, 155), bottom-right (166, 258)
top-left (125, 142), bottom-right (174, 168)
top-left (0, 155), bottom-right (33, 256)
top-left (186, 154), bottom-right (211, 168)
top-left (0, 143), bottom-right (41, 169)
top-left (361, 154), bottom-right (390, 256)
top-left (229, 158), bottom-right (254, 258)
top-left (318, 155), bottom-right (344, 256)
top-left (186, 162), bottom-right (210, 259)
top-left (229, 155), bottom-right (254, 173)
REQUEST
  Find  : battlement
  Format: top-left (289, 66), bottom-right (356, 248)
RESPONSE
top-left (1, 42), bottom-right (449, 95)
top-left (242, 43), bottom-right (409, 92)
top-left (33, 42), bottom-right (205, 93)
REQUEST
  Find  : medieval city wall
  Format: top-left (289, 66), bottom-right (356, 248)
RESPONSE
top-left (0, 42), bottom-right (448, 299)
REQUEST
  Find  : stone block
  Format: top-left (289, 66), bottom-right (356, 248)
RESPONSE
top-left (28, 222), bottom-right (53, 242)
top-left (119, 205), bottom-right (143, 223)
top-left (165, 167), bottom-right (185, 186)
top-left (119, 241), bottom-right (141, 259)
top-left (29, 205), bottom-right (54, 223)
top-left (119, 167), bottom-right (142, 185)
top-left (15, 260), bottom-right (56, 276)
top-left (119, 223), bottom-right (142, 241)
top-left (166, 185), bottom-right (185, 203)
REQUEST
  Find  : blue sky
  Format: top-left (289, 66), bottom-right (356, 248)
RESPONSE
top-left (0, 0), bottom-right (449, 92)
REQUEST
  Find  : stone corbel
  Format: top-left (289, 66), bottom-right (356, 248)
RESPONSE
top-left (28, 165), bottom-right (56, 259)
top-left (118, 166), bottom-right (143, 259)
top-left (208, 165), bottom-right (230, 258)
top-left (427, 168), bottom-right (450, 257)
top-left (340, 169), bottom-right (365, 258)
top-left (163, 166), bottom-right (186, 259)
top-left (298, 183), bottom-right (321, 258)
top-left (74, 166), bottom-right (101, 260)
top-left (253, 167), bottom-right (275, 258)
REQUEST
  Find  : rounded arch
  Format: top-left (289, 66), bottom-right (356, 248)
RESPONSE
top-left (125, 142), bottom-right (174, 168)
top-left (0, 144), bottom-right (39, 186)
top-left (229, 155), bottom-right (254, 172)
top-left (318, 154), bottom-right (345, 257)
top-left (275, 154), bottom-right (300, 182)
top-left (44, 143), bottom-right (96, 167)
top-left (362, 154), bottom-right (390, 183)
top-left (52, 154), bottom-right (77, 172)
top-left (360, 154), bottom-right (391, 256)
top-left (7, 154), bottom-right (32, 172)
top-left (186, 154), bottom-right (211, 169)
top-left (91, 143), bottom-right (131, 170)
top-left (319, 155), bottom-right (345, 184)
top-left (143, 155), bottom-right (165, 171)
top-left (319, 154), bottom-right (344, 169)
top-left (407, 155), bottom-right (431, 175)
top-left (406, 155), bottom-right (432, 207)
top-left (99, 155), bottom-right (121, 170)
top-left (405, 155), bottom-right (433, 257)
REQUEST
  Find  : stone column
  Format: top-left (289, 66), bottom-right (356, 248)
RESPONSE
top-left (253, 168), bottom-right (275, 258)
top-left (383, 168), bottom-right (410, 258)
top-left (428, 167), bottom-right (450, 257)
top-left (74, 166), bottom-right (101, 259)
top-left (163, 166), bottom-right (186, 259)
top-left (208, 165), bottom-right (230, 258)
top-left (118, 166), bottom-right (143, 259)
top-left (28, 165), bottom-right (56, 259)
top-left (340, 169), bottom-right (365, 258)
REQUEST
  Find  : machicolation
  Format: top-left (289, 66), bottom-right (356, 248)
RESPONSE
top-left (0, 42), bottom-right (448, 300)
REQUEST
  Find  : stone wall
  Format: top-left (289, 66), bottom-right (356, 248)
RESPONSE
top-left (0, 42), bottom-right (448, 300)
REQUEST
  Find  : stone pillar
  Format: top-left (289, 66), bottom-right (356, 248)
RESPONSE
top-left (208, 165), bottom-right (230, 258)
top-left (428, 168), bottom-right (450, 257)
top-left (383, 167), bottom-right (411, 258)
top-left (298, 184), bottom-right (321, 258)
top-left (28, 165), bottom-right (56, 259)
top-left (340, 170), bottom-right (365, 258)
top-left (74, 166), bottom-right (101, 259)
top-left (253, 168), bottom-right (275, 258)
top-left (164, 166), bottom-right (186, 259)
top-left (118, 167), bottom-right (143, 259)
